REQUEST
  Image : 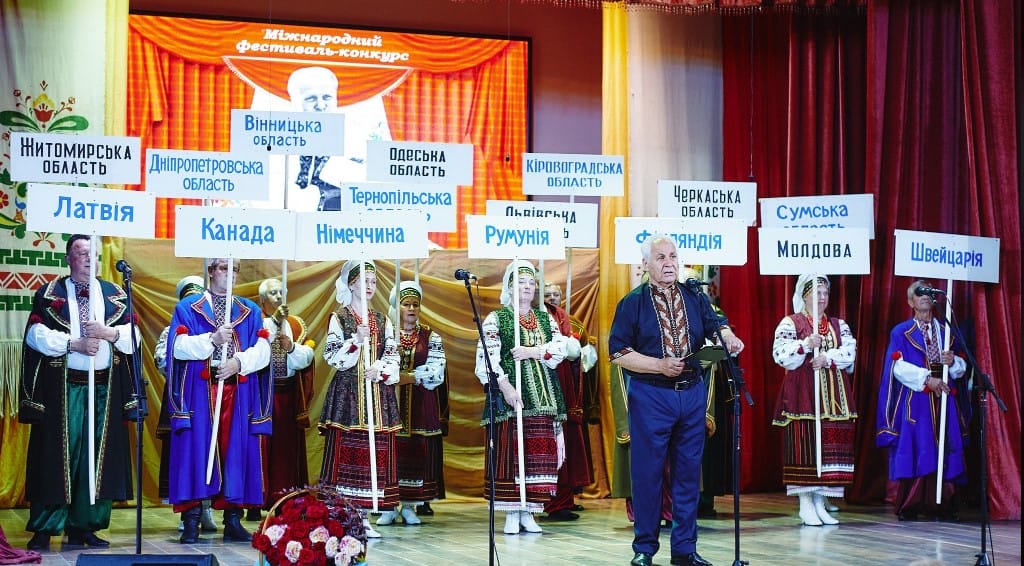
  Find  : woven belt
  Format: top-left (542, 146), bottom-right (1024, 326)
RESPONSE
top-left (67, 368), bottom-right (110, 384)
top-left (632, 371), bottom-right (701, 391)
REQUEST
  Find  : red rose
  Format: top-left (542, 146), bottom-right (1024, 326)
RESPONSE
top-left (298, 548), bottom-right (315, 565)
top-left (305, 502), bottom-right (328, 520)
top-left (258, 328), bottom-right (271, 340)
top-left (253, 533), bottom-right (271, 553)
top-left (175, 325), bottom-right (189, 335)
top-left (327, 522), bottom-right (345, 538)
top-left (311, 554), bottom-right (328, 566)
top-left (282, 506), bottom-right (302, 522)
top-left (265, 547), bottom-right (282, 564)
top-left (891, 351), bottom-right (902, 361)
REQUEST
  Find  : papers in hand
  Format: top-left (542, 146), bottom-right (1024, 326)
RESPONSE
top-left (684, 345), bottom-right (727, 364)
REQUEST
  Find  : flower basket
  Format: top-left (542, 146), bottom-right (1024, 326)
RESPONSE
top-left (253, 485), bottom-right (368, 566)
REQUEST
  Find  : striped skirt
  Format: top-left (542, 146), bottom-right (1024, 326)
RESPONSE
top-left (782, 419), bottom-right (855, 496)
top-left (396, 434), bottom-right (444, 503)
top-left (484, 416), bottom-right (559, 512)
top-left (321, 428), bottom-right (399, 511)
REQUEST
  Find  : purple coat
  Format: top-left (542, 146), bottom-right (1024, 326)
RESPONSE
top-left (166, 293), bottom-right (272, 505)
top-left (876, 319), bottom-right (968, 482)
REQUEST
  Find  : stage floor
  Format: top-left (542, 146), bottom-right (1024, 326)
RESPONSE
top-left (1, 493), bottom-right (1019, 565)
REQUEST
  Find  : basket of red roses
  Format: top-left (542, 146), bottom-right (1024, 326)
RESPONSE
top-left (253, 485), bottom-right (368, 566)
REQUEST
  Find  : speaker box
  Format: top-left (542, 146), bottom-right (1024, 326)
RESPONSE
top-left (75, 554), bottom-right (220, 566)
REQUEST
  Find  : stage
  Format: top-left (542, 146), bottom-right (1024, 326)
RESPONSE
top-left (1, 494), bottom-right (1019, 565)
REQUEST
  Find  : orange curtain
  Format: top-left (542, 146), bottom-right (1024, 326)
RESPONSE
top-left (126, 16), bottom-right (526, 243)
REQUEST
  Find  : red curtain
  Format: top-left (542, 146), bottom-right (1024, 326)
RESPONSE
top-left (722, 0), bottom-right (1021, 520)
top-left (721, 10), bottom-right (868, 493)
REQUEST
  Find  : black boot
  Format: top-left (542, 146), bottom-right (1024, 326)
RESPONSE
top-left (179, 506), bottom-right (201, 544)
top-left (223, 508), bottom-right (252, 542)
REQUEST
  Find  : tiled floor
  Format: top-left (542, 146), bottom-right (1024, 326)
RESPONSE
top-left (1, 494), bottom-right (1019, 565)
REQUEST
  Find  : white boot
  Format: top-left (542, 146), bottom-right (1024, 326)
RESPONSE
top-left (376, 510), bottom-right (398, 526)
top-left (503, 511), bottom-right (520, 535)
top-left (363, 518), bottom-right (382, 538)
top-left (824, 496), bottom-right (840, 513)
top-left (519, 511), bottom-right (543, 533)
top-left (798, 493), bottom-right (822, 526)
top-left (812, 493), bottom-right (839, 525)
top-left (400, 505), bottom-right (421, 525)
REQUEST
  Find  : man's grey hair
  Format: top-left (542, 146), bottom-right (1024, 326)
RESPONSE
top-left (258, 278), bottom-right (281, 300)
top-left (286, 66), bottom-right (338, 104)
top-left (640, 233), bottom-right (676, 262)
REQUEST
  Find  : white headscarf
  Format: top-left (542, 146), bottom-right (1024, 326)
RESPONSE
top-left (335, 259), bottom-right (376, 306)
top-left (499, 259), bottom-right (538, 308)
top-left (792, 274), bottom-right (830, 313)
top-left (389, 280), bottom-right (423, 322)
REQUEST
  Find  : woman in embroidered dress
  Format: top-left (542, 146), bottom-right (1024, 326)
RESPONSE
top-left (770, 274), bottom-right (857, 526)
top-left (380, 280), bottom-right (448, 527)
top-left (318, 260), bottom-right (400, 539)
top-left (475, 260), bottom-right (567, 535)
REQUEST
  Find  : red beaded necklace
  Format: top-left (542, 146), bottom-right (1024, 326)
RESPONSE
top-left (519, 309), bottom-right (538, 330)
top-left (399, 325), bottom-right (420, 350)
top-left (805, 312), bottom-right (829, 335)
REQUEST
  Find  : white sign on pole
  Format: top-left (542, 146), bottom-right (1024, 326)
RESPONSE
top-left (174, 205), bottom-right (296, 259)
top-left (229, 109), bottom-right (346, 156)
top-left (613, 218), bottom-right (748, 266)
top-left (657, 180), bottom-right (757, 225)
top-left (27, 183), bottom-right (155, 239)
top-left (521, 152), bottom-right (625, 197)
top-left (11, 133), bottom-right (141, 185)
top-left (893, 229), bottom-right (1000, 283)
top-left (758, 227), bottom-right (871, 275)
top-left (466, 215), bottom-right (565, 260)
top-left (366, 141), bottom-right (473, 185)
top-left (293, 209), bottom-right (430, 261)
top-left (144, 149), bottom-right (270, 201)
top-left (338, 181), bottom-right (457, 233)
top-left (760, 193), bottom-right (876, 238)
top-left (485, 200), bottom-right (598, 248)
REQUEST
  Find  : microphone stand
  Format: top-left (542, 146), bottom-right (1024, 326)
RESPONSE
top-left (943, 301), bottom-right (1007, 566)
top-left (459, 276), bottom-right (502, 566)
top-left (119, 266), bottom-right (148, 555)
top-left (692, 284), bottom-right (753, 566)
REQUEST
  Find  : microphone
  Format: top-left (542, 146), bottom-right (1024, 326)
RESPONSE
top-left (914, 286), bottom-right (945, 297)
top-left (115, 259), bottom-right (132, 275)
top-left (454, 268), bottom-right (478, 281)
top-left (684, 278), bottom-right (711, 288)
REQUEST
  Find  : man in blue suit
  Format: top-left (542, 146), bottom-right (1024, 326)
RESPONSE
top-left (609, 234), bottom-right (744, 566)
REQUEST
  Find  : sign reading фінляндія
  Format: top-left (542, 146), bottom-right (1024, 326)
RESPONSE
top-left (521, 153), bottom-right (624, 197)
top-left (613, 218), bottom-right (749, 266)
top-left (366, 141), bottom-right (473, 186)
